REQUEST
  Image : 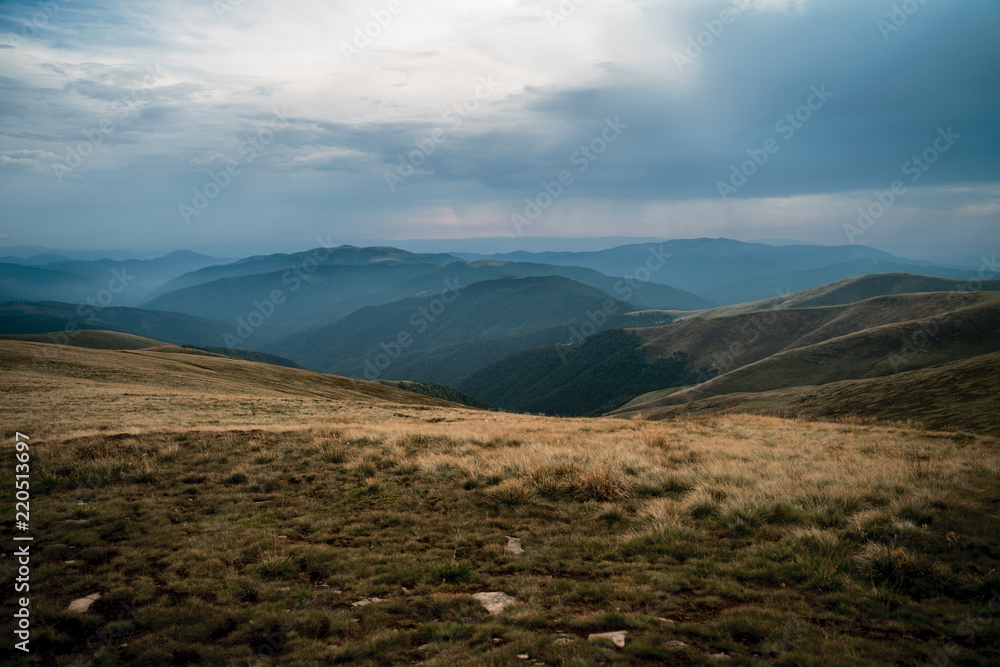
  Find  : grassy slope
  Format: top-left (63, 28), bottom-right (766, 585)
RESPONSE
top-left (623, 293), bottom-right (1000, 411)
top-left (1, 341), bottom-right (998, 665)
top-left (680, 273), bottom-right (1000, 320)
top-left (0, 329), bottom-right (165, 350)
top-left (612, 351), bottom-right (1000, 436)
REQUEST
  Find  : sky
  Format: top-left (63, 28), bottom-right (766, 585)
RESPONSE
top-left (0, 0), bottom-right (998, 254)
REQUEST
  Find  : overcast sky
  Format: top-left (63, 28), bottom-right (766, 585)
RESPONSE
top-left (0, 0), bottom-right (997, 253)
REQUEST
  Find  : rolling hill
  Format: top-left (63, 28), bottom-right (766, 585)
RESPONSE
top-left (271, 275), bottom-right (669, 384)
top-left (456, 287), bottom-right (1000, 417)
top-left (679, 272), bottom-right (1000, 319)
top-left (142, 259), bottom-right (708, 346)
top-left (610, 351), bottom-right (1000, 436)
top-left (0, 329), bottom-right (165, 350)
top-left (0, 301), bottom-right (228, 347)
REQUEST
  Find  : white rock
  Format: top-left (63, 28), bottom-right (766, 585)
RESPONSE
top-left (588, 631), bottom-right (627, 648)
top-left (67, 593), bottom-right (101, 613)
top-left (473, 592), bottom-right (517, 614)
top-left (505, 536), bottom-right (525, 555)
top-left (351, 597), bottom-right (385, 607)
top-left (664, 640), bottom-right (688, 650)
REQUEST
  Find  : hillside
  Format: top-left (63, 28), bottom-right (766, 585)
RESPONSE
top-left (0, 340), bottom-right (461, 437)
top-left (686, 272), bottom-right (1000, 319)
top-left (1, 341), bottom-right (998, 665)
top-left (459, 289), bottom-right (1000, 416)
top-left (0, 329), bottom-right (165, 350)
top-left (625, 292), bottom-right (1000, 409)
top-left (142, 260), bottom-right (705, 346)
top-left (458, 328), bottom-right (695, 416)
top-left (273, 276), bottom-right (656, 382)
top-left (611, 351), bottom-right (1000, 436)
top-left (0, 301), bottom-right (228, 347)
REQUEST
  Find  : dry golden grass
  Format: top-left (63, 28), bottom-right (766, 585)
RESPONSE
top-left (2, 340), bottom-right (1000, 665)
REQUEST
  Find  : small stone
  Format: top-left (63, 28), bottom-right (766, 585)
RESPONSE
top-left (416, 643), bottom-right (437, 653)
top-left (664, 640), bottom-right (688, 650)
top-left (505, 536), bottom-right (525, 555)
top-left (67, 593), bottom-right (101, 613)
top-left (351, 597), bottom-right (385, 607)
top-left (657, 617), bottom-right (676, 624)
top-left (709, 654), bottom-right (732, 661)
top-left (517, 655), bottom-right (529, 660)
top-left (554, 637), bottom-right (573, 645)
top-left (588, 631), bottom-right (627, 648)
top-left (492, 637), bottom-right (502, 645)
top-left (64, 560), bottom-right (77, 565)
top-left (473, 592), bottom-right (517, 615)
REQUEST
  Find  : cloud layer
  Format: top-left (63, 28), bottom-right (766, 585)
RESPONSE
top-left (0, 0), bottom-right (997, 252)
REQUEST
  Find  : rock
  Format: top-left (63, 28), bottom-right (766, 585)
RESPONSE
top-left (505, 536), bottom-right (525, 555)
top-left (64, 560), bottom-right (77, 565)
top-left (351, 597), bottom-right (385, 607)
top-left (588, 631), bottom-right (627, 648)
top-left (473, 591), bottom-right (517, 614)
top-left (554, 637), bottom-right (573, 645)
top-left (67, 593), bottom-right (101, 613)
top-left (492, 637), bottom-right (502, 645)
top-left (657, 617), bottom-right (676, 624)
top-left (517, 655), bottom-right (529, 660)
top-left (664, 640), bottom-right (688, 650)
top-left (709, 654), bottom-right (732, 661)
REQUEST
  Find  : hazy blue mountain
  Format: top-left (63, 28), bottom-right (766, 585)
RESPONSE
top-left (455, 238), bottom-right (951, 301)
top-left (269, 275), bottom-right (670, 383)
top-left (145, 246), bottom-right (461, 298)
top-left (0, 251), bottom-right (224, 306)
top-left (141, 258), bottom-right (708, 346)
top-left (0, 301), bottom-right (227, 347)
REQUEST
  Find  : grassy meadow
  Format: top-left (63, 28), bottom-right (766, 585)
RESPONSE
top-left (1, 342), bottom-right (999, 665)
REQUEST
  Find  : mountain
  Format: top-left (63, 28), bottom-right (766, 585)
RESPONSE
top-left (458, 328), bottom-right (696, 417)
top-left (457, 238), bottom-right (961, 303)
top-left (0, 329), bottom-right (166, 350)
top-left (0, 301), bottom-right (228, 347)
top-left (610, 351), bottom-right (1000, 437)
top-left (144, 245), bottom-right (461, 298)
top-left (142, 258), bottom-right (708, 346)
top-left (683, 272), bottom-right (1000, 319)
top-left (456, 285), bottom-right (1000, 417)
top-left (271, 275), bottom-right (668, 384)
top-left (0, 250), bottom-right (224, 306)
top-left (376, 380), bottom-right (492, 409)
top-left (700, 260), bottom-right (976, 305)
top-left (622, 292), bottom-right (1000, 410)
